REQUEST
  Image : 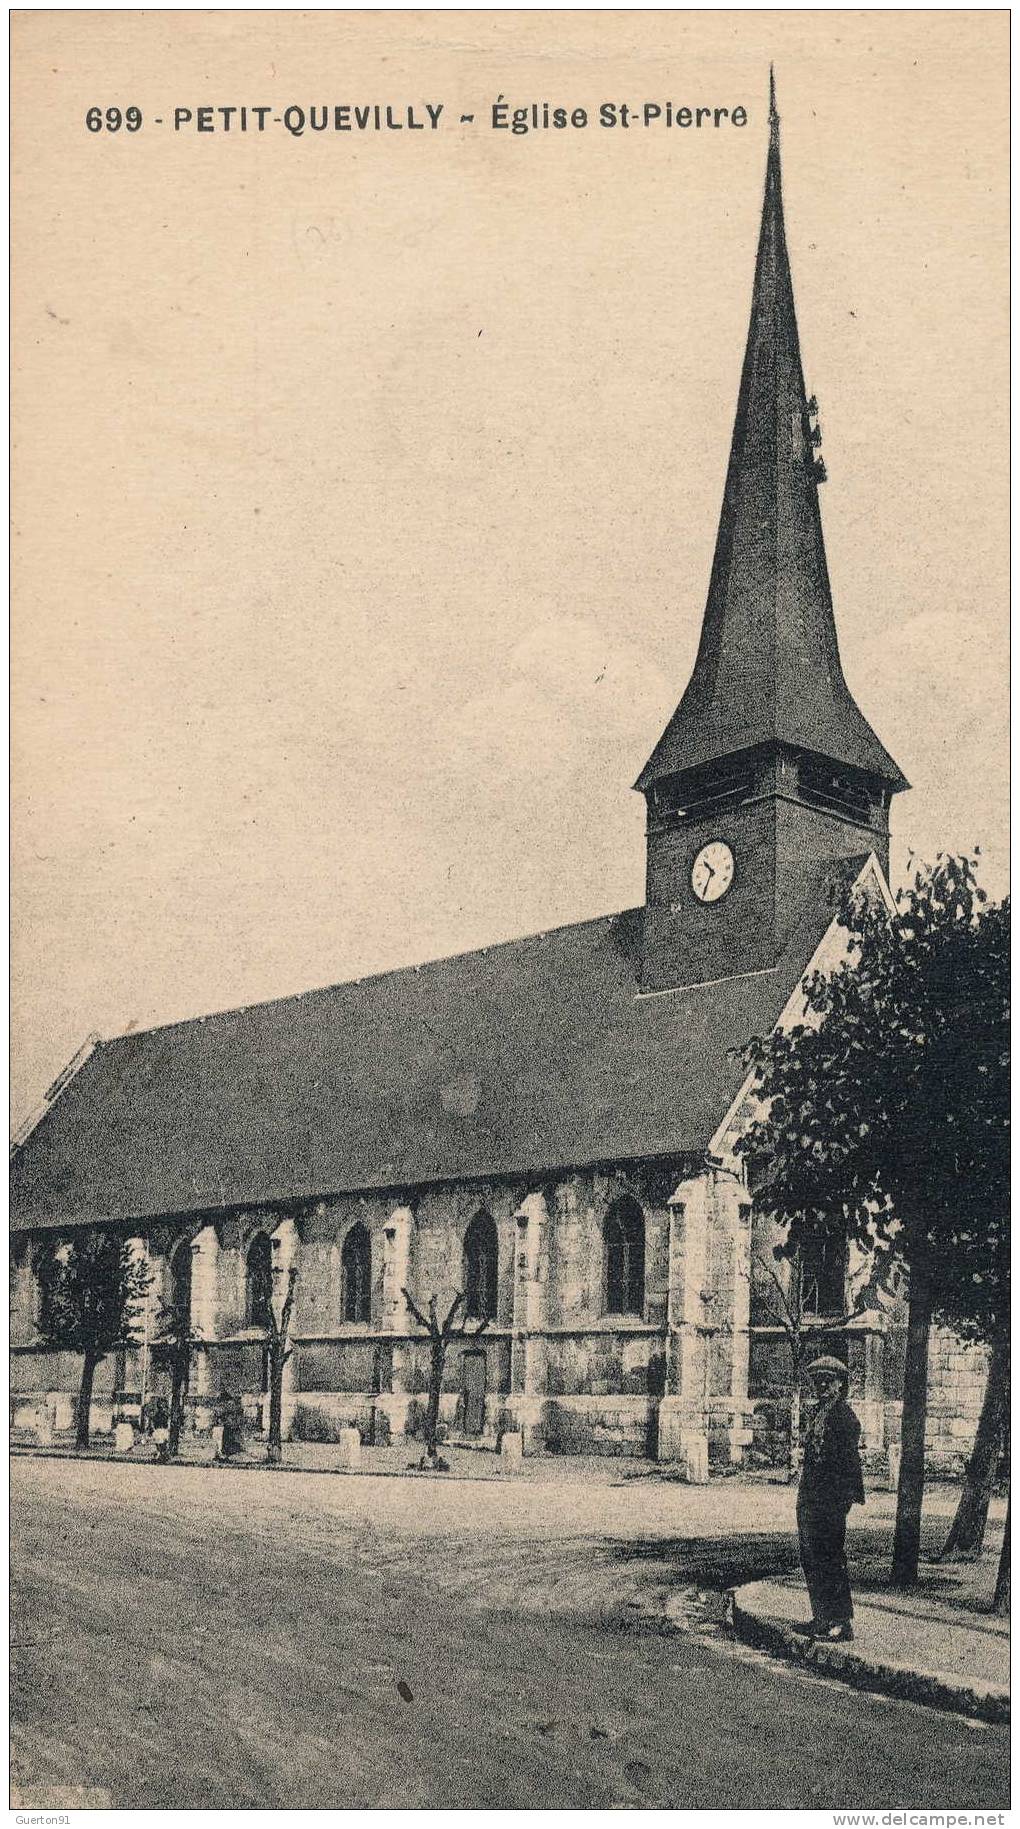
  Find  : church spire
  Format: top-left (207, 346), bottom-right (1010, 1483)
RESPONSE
top-left (636, 74), bottom-right (907, 796)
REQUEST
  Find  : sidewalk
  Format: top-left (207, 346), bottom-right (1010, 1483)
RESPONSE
top-left (7, 1432), bottom-right (863, 1487)
top-left (12, 1434), bottom-right (516, 1480)
top-left (732, 1560), bottom-right (1009, 1724)
top-left (10, 1433), bottom-right (681, 1484)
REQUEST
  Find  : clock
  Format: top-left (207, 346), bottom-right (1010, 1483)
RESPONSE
top-left (691, 840), bottom-right (735, 903)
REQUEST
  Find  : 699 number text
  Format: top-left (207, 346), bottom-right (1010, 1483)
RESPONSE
top-left (85, 107), bottom-right (143, 132)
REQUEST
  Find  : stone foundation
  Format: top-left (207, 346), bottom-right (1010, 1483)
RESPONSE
top-left (922, 1331), bottom-right (989, 1476)
top-left (541, 1395), bottom-right (658, 1456)
top-left (9, 1169), bottom-right (992, 1476)
top-left (877, 1329), bottom-right (989, 1477)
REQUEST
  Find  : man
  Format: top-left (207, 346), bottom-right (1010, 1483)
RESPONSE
top-left (797, 1354), bottom-right (866, 1641)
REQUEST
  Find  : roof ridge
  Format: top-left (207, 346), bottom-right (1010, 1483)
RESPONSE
top-left (102, 907), bottom-right (644, 1046)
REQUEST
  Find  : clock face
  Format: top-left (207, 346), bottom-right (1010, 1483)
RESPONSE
top-left (691, 840), bottom-right (735, 903)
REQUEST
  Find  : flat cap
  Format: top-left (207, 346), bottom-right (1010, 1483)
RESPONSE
top-left (805, 1355), bottom-right (849, 1380)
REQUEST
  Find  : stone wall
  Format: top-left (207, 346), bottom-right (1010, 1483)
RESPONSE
top-left (544, 1328), bottom-right (664, 1398)
top-left (742, 1187), bottom-right (990, 1477)
top-left (882, 1325), bottom-right (989, 1477)
top-left (747, 1318), bottom-right (989, 1478)
top-left (9, 1170), bottom-right (990, 1474)
top-left (9, 1154), bottom-right (710, 1458)
top-left (542, 1396), bottom-right (659, 1456)
top-left (10, 1346), bottom-right (118, 1396)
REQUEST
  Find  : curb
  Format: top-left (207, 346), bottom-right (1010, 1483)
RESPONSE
top-left (730, 1584), bottom-right (1009, 1726)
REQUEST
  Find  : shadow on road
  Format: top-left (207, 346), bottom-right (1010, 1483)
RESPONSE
top-left (599, 1521), bottom-right (954, 1596)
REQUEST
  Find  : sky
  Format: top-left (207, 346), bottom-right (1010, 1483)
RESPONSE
top-left (11, 11), bottom-right (1009, 1128)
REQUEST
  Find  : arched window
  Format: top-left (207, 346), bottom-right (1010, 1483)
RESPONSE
top-left (168, 1238), bottom-right (192, 1324)
top-left (799, 1231), bottom-right (847, 1318)
top-left (342, 1223), bottom-right (372, 1324)
top-left (604, 1196), bottom-right (645, 1317)
top-left (33, 1237), bottom-right (62, 1336)
top-left (246, 1232), bottom-right (274, 1327)
top-left (464, 1210), bottom-right (499, 1321)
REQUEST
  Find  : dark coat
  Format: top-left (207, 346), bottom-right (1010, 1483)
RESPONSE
top-left (799, 1396), bottom-right (865, 1511)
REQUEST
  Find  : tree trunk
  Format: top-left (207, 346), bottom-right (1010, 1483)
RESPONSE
top-left (166, 1347), bottom-right (190, 1460)
top-left (938, 1331), bottom-right (1009, 1561)
top-left (891, 1253), bottom-right (934, 1589)
top-left (788, 1379), bottom-right (802, 1482)
top-left (992, 1490), bottom-right (1010, 1615)
top-left (267, 1349), bottom-right (283, 1465)
top-left (265, 1269), bottom-right (297, 1466)
top-left (75, 1351), bottom-right (100, 1449)
top-left (425, 1339), bottom-right (445, 1457)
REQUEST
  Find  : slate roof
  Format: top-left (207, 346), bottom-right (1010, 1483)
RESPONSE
top-left (635, 84), bottom-right (907, 796)
top-left (9, 855), bottom-right (870, 1233)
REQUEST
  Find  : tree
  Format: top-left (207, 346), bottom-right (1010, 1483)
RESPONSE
top-left (992, 1493), bottom-right (1010, 1616)
top-left (37, 1230), bottom-right (151, 1449)
top-left (929, 895), bottom-right (1010, 1563)
top-left (936, 1332), bottom-right (1008, 1563)
top-left (265, 1266), bottom-right (298, 1465)
top-left (738, 856), bottom-right (1009, 1590)
top-left (751, 1243), bottom-right (903, 1477)
top-left (401, 1287), bottom-right (488, 1467)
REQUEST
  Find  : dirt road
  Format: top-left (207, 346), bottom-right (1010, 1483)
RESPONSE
top-left (11, 1455), bottom-right (1010, 1810)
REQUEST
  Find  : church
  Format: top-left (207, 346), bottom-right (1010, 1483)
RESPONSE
top-left (9, 88), bottom-right (985, 1474)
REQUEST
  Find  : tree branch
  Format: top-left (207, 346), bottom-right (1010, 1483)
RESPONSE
top-left (441, 1291), bottom-right (465, 1336)
top-left (401, 1287), bottom-right (432, 1333)
top-left (456, 1313), bottom-right (489, 1339)
top-left (752, 1248), bottom-right (799, 1332)
top-left (278, 1265), bottom-right (298, 1341)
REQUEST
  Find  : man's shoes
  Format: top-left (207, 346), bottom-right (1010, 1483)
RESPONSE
top-left (816, 1622), bottom-right (854, 1643)
top-left (793, 1619), bottom-right (822, 1637)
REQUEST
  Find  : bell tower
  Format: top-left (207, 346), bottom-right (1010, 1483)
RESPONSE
top-left (636, 75), bottom-right (907, 994)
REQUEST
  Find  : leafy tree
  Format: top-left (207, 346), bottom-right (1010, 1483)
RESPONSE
top-left (936, 1336), bottom-right (1008, 1564)
top-left (37, 1230), bottom-right (152, 1449)
top-left (265, 1266), bottom-right (298, 1465)
top-left (738, 855), bottom-right (1009, 1590)
top-left (927, 891), bottom-right (1010, 1565)
top-left (993, 1494), bottom-right (1010, 1615)
top-left (401, 1287), bottom-right (488, 1467)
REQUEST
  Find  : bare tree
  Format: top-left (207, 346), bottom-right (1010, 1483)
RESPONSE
top-left (266, 1266), bottom-right (298, 1465)
top-left (156, 1294), bottom-right (195, 1462)
top-left (401, 1287), bottom-right (488, 1468)
top-left (751, 1243), bottom-right (901, 1478)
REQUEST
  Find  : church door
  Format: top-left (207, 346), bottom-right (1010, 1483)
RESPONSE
top-left (461, 1350), bottom-right (487, 1437)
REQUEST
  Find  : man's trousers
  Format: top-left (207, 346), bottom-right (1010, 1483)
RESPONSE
top-left (797, 1493), bottom-right (854, 1625)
